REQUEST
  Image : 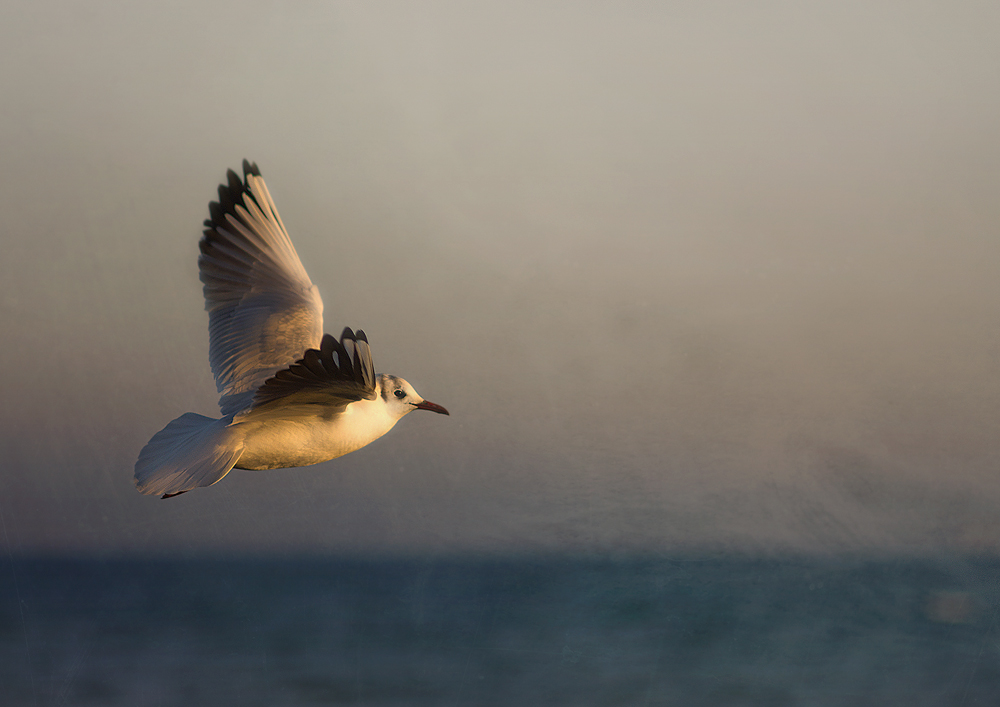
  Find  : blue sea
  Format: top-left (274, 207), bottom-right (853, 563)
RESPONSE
top-left (2, 555), bottom-right (999, 705)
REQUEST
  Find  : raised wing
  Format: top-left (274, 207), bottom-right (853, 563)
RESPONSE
top-left (250, 328), bottom-right (377, 412)
top-left (199, 160), bottom-right (324, 416)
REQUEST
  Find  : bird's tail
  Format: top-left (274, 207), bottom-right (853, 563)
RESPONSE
top-left (134, 413), bottom-right (244, 498)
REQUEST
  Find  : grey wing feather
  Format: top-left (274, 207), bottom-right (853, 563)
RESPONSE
top-left (250, 328), bottom-right (377, 412)
top-left (199, 160), bottom-right (324, 416)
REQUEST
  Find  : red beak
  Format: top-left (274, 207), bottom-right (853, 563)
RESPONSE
top-left (414, 400), bottom-right (450, 415)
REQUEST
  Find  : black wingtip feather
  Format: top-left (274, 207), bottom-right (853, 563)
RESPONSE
top-left (207, 200), bottom-right (224, 226)
top-left (319, 334), bottom-right (338, 376)
top-left (334, 335), bottom-right (355, 378)
top-left (227, 169), bottom-right (243, 195)
top-left (203, 167), bottom-right (248, 232)
top-left (202, 162), bottom-right (267, 237)
top-left (250, 327), bottom-right (377, 410)
top-left (217, 182), bottom-right (233, 212)
top-left (301, 348), bottom-right (327, 378)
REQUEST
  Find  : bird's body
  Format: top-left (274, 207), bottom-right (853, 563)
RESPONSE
top-left (135, 161), bottom-right (448, 498)
top-left (234, 388), bottom-right (402, 470)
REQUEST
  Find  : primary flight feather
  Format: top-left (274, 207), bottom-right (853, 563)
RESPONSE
top-left (135, 161), bottom-right (449, 499)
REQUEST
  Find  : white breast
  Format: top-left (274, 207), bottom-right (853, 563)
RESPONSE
top-left (233, 398), bottom-right (399, 471)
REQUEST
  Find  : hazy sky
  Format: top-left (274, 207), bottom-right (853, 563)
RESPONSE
top-left (2, 1), bottom-right (999, 555)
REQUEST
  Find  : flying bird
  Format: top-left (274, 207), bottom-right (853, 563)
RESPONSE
top-left (135, 160), bottom-right (449, 499)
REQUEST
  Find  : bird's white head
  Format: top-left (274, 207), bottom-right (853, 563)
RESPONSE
top-left (377, 374), bottom-right (450, 420)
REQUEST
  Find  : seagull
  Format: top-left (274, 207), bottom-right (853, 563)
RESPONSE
top-left (135, 160), bottom-right (449, 499)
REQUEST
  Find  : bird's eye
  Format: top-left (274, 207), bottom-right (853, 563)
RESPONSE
top-left (394, 389), bottom-right (406, 399)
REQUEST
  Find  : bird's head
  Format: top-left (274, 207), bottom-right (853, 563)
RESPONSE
top-left (378, 374), bottom-right (450, 420)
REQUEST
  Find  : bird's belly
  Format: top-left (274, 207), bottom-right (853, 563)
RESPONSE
top-left (233, 405), bottom-right (395, 471)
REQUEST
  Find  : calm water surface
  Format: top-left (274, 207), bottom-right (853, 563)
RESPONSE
top-left (2, 556), bottom-right (998, 705)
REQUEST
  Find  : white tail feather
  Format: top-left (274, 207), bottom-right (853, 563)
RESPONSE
top-left (134, 413), bottom-right (244, 497)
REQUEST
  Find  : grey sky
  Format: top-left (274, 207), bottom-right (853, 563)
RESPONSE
top-left (2, 1), bottom-right (999, 555)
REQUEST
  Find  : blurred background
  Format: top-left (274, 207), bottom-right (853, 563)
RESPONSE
top-left (2, 1), bottom-right (999, 704)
